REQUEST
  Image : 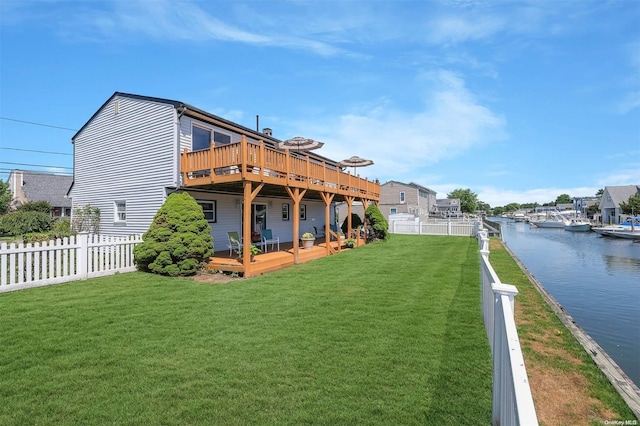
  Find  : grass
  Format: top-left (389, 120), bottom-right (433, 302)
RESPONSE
top-left (0, 235), bottom-right (492, 425)
top-left (487, 238), bottom-right (637, 423)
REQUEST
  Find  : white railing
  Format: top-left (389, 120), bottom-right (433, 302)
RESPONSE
top-left (0, 233), bottom-right (142, 293)
top-left (477, 230), bottom-right (539, 425)
top-left (390, 219), bottom-right (481, 236)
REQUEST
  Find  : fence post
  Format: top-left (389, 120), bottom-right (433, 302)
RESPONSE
top-left (447, 220), bottom-right (452, 235)
top-left (77, 232), bottom-right (89, 280)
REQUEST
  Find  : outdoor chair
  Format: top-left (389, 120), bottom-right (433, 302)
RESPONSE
top-left (227, 231), bottom-right (243, 256)
top-left (260, 229), bottom-right (280, 253)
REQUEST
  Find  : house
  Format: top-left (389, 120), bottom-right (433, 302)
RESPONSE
top-left (69, 92), bottom-right (380, 275)
top-left (600, 185), bottom-right (640, 224)
top-left (8, 170), bottom-right (73, 217)
top-left (378, 181), bottom-right (437, 221)
top-left (434, 198), bottom-right (461, 217)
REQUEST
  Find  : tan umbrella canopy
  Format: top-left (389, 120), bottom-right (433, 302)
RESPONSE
top-left (339, 155), bottom-right (374, 174)
top-left (277, 136), bottom-right (324, 152)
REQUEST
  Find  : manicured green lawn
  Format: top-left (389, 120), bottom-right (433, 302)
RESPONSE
top-left (0, 235), bottom-right (492, 425)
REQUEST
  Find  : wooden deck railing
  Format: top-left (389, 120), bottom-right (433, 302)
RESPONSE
top-left (180, 136), bottom-right (380, 200)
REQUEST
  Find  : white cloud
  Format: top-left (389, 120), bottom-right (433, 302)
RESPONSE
top-left (310, 69), bottom-right (507, 179)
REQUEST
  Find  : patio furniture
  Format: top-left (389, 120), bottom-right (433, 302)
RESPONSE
top-left (227, 231), bottom-right (243, 256)
top-left (260, 229), bottom-right (280, 253)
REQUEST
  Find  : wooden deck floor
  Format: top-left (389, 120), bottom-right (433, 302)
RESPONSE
top-left (208, 238), bottom-right (359, 276)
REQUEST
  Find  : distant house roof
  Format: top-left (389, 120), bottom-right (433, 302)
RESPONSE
top-left (381, 180), bottom-right (436, 195)
top-left (604, 185), bottom-right (640, 205)
top-left (20, 172), bottom-right (73, 208)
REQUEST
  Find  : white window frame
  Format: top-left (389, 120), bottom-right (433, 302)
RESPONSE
top-left (114, 200), bottom-right (127, 223)
top-left (197, 200), bottom-right (217, 223)
top-left (400, 191), bottom-right (405, 204)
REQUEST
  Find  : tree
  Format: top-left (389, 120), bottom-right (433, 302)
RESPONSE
top-left (447, 188), bottom-right (478, 214)
top-left (596, 188), bottom-right (604, 197)
top-left (72, 204), bottom-right (101, 233)
top-left (477, 201), bottom-right (491, 214)
top-left (619, 194), bottom-right (640, 215)
top-left (133, 192), bottom-right (213, 276)
top-left (341, 213), bottom-right (363, 235)
top-left (504, 202), bottom-right (520, 212)
top-left (555, 194), bottom-right (572, 205)
top-left (0, 180), bottom-right (12, 216)
top-left (364, 203), bottom-right (389, 242)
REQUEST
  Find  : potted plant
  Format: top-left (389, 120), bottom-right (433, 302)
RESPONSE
top-left (345, 238), bottom-right (356, 248)
top-left (301, 232), bottom-right (315, 249)
top-left (237, 245), bottom-right (261, 262)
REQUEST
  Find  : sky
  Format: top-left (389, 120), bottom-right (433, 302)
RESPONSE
top-left (0, 0), bottom-right (639, 208)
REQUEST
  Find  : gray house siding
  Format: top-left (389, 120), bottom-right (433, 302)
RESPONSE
top-left (379, 181), bottom-right (436, 220)
top-left (70, 95), bottom-right (178, 235)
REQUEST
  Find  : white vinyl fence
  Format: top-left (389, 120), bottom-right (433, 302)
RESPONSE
top-left (390, 218), bottom-right (481, 236)
top-left (1, 233), bottom-right (142, 293)
top-left (477, 230), bottom-right (538, 425)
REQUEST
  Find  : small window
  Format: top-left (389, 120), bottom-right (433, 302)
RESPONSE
top-left (115, 201), bottom-right (126, 222)
top-left (193, 126), bottom-right (212, 151)
top-left (390, 208), bottom-right (397, 214)
top-left (300, 204), bottom-right (307, 220)
top-left (214, 131), bottom-right (231, 145)
top-left (197, 201), bottom-right (217, 223)
top-left (400, 191), bottom-right (405, 203)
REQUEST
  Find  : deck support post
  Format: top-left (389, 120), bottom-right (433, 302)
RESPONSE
top-left (320, 192), bottom-right (335, 255)
top-left (242, 181), bottom-right (264, 277)
top-left (286, 187), bottom-right (307, 264)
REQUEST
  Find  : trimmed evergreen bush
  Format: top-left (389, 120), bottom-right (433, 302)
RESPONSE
top-left (134, 192), bottom-right (214, 277)
top-left (365, 203), bottom-right (389, 242)
top-left (17, 201), bottom-right (52, 214)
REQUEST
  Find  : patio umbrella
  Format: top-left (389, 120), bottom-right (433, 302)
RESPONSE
top-left (339, 155), bottom-right (374, 175)
top-left (277, 136), bottom-right (324, 153)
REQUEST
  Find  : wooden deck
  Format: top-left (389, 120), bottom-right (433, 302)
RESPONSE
top-left (180, 136), bottom-right (380, 201)
top-left (209, 238), bottom-right (361, 276)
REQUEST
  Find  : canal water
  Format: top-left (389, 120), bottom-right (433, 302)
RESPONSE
top-left (491, 218), bottom-right (640, 387)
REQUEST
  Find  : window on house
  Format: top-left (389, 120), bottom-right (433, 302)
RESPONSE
top-left (390, 208), bottom-right (397, 214)
top-left (214, 131), bottom-right (231, 145)
top-left (193, 126), bottom-right (212, 151)
top-left (115, 201), bottom-right (126, 222)
top-left (197, 200), bottom-right (217, 223)
top-left (400, 192), bottom-right (405, 203)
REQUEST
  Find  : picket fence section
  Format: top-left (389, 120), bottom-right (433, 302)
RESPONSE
top-left (477, 230), bottom-right (538, 425)
top-left (390, 218), bottom-right (481, 236)
top-left (0, 233), bottom-right (142, 293)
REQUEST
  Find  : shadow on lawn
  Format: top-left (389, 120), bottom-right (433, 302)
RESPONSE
top-left (423, 243), bottom-right (493, 423)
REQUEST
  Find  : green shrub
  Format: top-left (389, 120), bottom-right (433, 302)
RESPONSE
top-left (134, 192), bottom-right (214, 277)
top-left (24, 232), bottom-right (56, 244)
top-left (365, 204), bottom-right (389, 242)
top-left (52, 217), bottom-right (74, 239)
top-left (17, 201), bottom-right (52, 214)
top-left (0, 211), bottom-right (52, 237)
top-left (341, 213), bottom-right (363, 234)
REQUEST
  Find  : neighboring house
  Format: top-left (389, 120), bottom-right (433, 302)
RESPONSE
top-left (434, 198), bottom-right (461, 217)
top-left (379, 181), bottom-right (437, 221)
top-left (8, 170), bottom-right (72, 217)
top-left (600, 185), bottom-right (640, 224)
top-left (69, 92), bottom-right (380, 255)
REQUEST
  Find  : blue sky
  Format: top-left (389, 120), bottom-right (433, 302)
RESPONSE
top-left (1, 0), bottom-right (639, 207)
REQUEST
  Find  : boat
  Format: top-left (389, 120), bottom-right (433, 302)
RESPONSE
top-left (595, 216), bottom-right (640, 240)
top-left (600, 230), bottom-right (640, 240)
top-left (565, 218), bottom-right (592, 232)
top-left (592, 217), bottom-right (639, 235)
top-left (530, 211), bottom-right (569, 228)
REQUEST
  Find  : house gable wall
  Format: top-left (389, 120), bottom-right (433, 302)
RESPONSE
top-left (71, 95), bottom-right (177, 235)
top-left (379, 181), bottom-right (436, 219)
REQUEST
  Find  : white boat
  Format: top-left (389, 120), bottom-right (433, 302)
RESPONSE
top-left (565, 219), bottom-right (592, 232)
top-left (530, 211), bottom-right (569, 228)
top-left (592, 217), bottom-right (639, 235)
top-left (596, 216), bottom-right (640, 240)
